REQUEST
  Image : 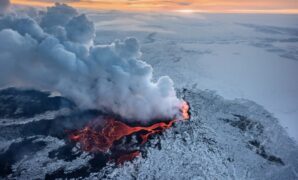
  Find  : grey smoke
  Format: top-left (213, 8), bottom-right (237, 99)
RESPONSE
top-left (0, 3), bottom-right (183, 121)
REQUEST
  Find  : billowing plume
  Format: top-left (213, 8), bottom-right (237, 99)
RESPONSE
top-left (0, 3), bottom-right (183, 121)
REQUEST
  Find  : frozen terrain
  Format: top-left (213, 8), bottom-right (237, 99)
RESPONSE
top-left (87, 12), bottom-right (298, 141)
top-left (0, 88), bottom-right (297, 179)
top-left (0, 8), bottom-right (297, 179)
top-left (91, 88), bottom-right (298, 180)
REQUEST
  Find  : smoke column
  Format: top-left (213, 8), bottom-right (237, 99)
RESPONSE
top-left (0, 3), bottom-right (183, 121)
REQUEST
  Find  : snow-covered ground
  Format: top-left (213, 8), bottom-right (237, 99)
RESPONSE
top-left (88, 12), bottom-right (298, 141)
top-left (91, 89), bottom-right (298, 180)
top-left (1, 88), bottom-right (297, 179)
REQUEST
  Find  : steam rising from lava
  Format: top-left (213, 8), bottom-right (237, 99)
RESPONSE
top-left (0, 3), bottom-right (184, 121)
top-left (69, 101), bottom-right (190, 154)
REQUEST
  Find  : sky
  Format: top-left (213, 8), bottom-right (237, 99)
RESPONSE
top-left (10, 0), bottom-right (298, 14)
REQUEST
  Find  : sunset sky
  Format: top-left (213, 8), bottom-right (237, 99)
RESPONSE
top-left (10, 0), bottom-right (298, 14)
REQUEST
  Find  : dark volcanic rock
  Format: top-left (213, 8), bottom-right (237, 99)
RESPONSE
top-left (0, 137), bottom-right (47, 177)
top-left (0, 88), bottom-right (76, 119)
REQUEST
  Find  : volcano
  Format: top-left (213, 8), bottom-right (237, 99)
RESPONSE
top-left (68, 101), bottom-right (190, 163)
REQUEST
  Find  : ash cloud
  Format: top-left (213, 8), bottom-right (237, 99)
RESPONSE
top-left (0, 3), bottom-right (183, 121)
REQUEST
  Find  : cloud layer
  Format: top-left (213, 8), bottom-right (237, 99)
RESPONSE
top-left (0, 3), bottom-right (182, 121)
top-left (0, 0), bottom-right (10, 13)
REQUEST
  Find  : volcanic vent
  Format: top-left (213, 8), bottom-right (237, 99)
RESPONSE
top-left (68, 101), bottom-right (190, 164)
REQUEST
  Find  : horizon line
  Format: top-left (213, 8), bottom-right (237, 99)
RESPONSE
top-left (10, 1), bottom-right (298, 15)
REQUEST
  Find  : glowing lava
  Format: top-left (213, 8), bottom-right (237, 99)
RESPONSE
top-left (69, 101), bottom-right (190, 161)
top-left (181, 101), bottom-right (190, 120)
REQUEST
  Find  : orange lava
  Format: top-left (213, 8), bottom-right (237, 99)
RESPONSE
top-left (181, 101), bottom-right (190, 120)
top-left (69, 101), bottom-right (190, 154)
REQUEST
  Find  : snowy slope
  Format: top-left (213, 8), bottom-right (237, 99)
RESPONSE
top-left (0, 88), bottom-right (297, 179)
top-left (89, 89), bottom-right (298, 180)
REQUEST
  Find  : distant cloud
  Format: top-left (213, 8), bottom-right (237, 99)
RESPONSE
top-left (159, 1), bottom-right (191, 6)
top-left (0, 0), bottom-right (10, 13)
top-left (176, 2), bottom-right (192, 6)
top-left (38, 0), bottom-right (80, 2)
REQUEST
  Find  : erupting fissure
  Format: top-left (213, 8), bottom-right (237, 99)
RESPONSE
top-left (69, 101), bottom-right (190, 163)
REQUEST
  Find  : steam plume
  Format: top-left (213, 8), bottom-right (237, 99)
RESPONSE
top-left (0, 3), bottom-right (183, 121)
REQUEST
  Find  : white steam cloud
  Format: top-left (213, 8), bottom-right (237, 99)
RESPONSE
top-left (0, 3), bottom-right (183, 121)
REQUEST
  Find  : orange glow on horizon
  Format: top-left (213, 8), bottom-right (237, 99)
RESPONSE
top-left (11, 0), bottom-right (298, 14)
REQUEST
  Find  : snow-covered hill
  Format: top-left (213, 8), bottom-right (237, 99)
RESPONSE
top-left (0, 88), bottom-right (297, 179)
top-left (90, 88), bottom-right (298, 180)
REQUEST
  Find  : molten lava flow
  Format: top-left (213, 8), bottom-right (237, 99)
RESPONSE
top-left (69, 101), bottom-right (190, 161)
top-left (69, 117), bottom-right (179, 152)
top-left (181, 101), bottom-right (190, 120)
